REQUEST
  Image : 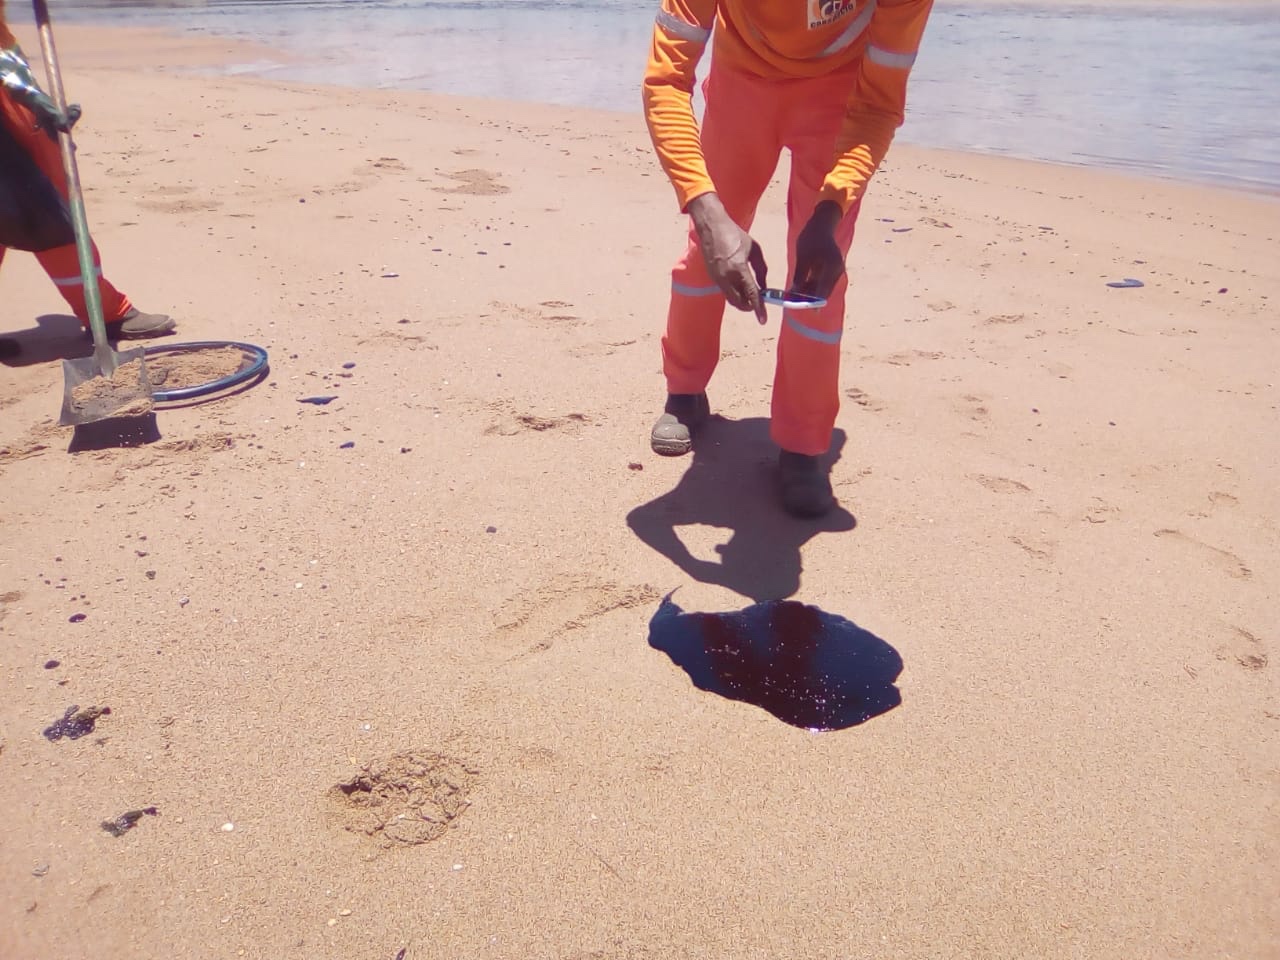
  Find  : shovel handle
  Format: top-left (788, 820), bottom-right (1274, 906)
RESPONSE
top-left (31, 0), bottom-right (113, 367)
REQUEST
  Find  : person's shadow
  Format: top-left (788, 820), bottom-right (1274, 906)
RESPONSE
top-left (0, 313), bottom-right (92, 368)
top-left (626, 416), bottom-right (856, 601)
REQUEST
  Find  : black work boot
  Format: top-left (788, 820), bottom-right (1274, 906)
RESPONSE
top-left (778, 450), bottom-right (835, 518)
top-left (104, 308), bottom-right (176, 340)
top-left (650, 392), bottom-right (710, 456)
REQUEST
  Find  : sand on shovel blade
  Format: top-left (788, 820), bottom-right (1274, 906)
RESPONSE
top-left (67, 358), bottom-right (155, 421)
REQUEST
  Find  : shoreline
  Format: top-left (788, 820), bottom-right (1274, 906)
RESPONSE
top-left (12, 19), bottom-right (1280, 199)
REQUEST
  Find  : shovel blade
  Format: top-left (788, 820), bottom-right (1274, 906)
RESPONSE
top-left (59, 346), bottom-right (155, 426)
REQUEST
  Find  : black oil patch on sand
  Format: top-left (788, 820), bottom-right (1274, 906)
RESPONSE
top-left (102, 807), bottom-right (158, 837)
top-left (43, 704), bottom-right (111, 741)
top-left (648, 593), bottom-right (902, 731)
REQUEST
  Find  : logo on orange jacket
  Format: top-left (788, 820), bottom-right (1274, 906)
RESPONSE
top-left (808, 0), bottom-right (858, 29)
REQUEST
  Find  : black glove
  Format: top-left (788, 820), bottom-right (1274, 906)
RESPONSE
top-left (792, 200), bottom-right (846, 299)
top-left (2, 43), bottom-right (81, 138)
top-left (35, 99), bottom-right (81, 138)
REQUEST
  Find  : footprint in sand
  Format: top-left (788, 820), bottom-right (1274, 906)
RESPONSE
top-left (535, 300), bottom-right (585, 327)
top-left (984, 313), bottom-right (1026, 325)
top-left (1188, 490), bottom-right (1242, 520)
top-left (308, 178), bottom-right (368, 197)
top-left (1153, 528), bottom-right (1251, 580)
top-left (484, 404), bottom-right (592, 437)
top-left (844, 386), bottom-right (887, 412)
top-left (1009, 535), bottom-right (1055, 561)
top-left (138, 196), bottom-right (223, 214)
top-left (325, 751), bottom-right (479, 849)
top-left (956, 394), bottom-right (991, 424)
top-left (1215, 625), bottom-right (1268, 672)
top-left (972, 474), bottom-right (1031, 494)
top-left (0, 590), bottom-right (23, 626)
top-left (356, 330), bottom-right (437, 350)
top-left (433, 168), bottom-right (510, 196)
top-left (1081, 497), bottom-right (1120, 524)
top-left (884, 350), bottom-right (945, 367)
top-left (490, 300), bottom-right (585, 330)
top-left (569, 339), bottom-right (637, 359)
top-left (489, 576), bottom-right (662, 660)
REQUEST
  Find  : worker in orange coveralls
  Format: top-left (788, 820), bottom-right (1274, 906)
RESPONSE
top-left (643, 0), bottom-right (933, 517)
top-left (0, 0), bottom-right (174, 339)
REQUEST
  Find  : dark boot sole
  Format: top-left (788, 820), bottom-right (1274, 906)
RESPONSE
top-left (651, 434), bottom-right (693, 456)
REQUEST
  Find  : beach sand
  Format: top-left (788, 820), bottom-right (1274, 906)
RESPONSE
top-left (1, 25), bottom-right (1277, 960)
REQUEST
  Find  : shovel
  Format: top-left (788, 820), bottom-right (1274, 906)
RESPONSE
top-left (31, 0), bottom-right (153, 426)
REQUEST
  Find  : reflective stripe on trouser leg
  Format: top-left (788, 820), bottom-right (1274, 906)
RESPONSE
top-left (771, 291), bottom-right (847, 456)
top-left (662, 269), bottom-right (726, 395)
top-left (661, 60), bottom-right (784, 396)
top-left (770, 69), bottom-right (863, 457)
top-left (769, 210), bottom-right (857, 455)
top-left (34, 240), bottom-right (132, 325)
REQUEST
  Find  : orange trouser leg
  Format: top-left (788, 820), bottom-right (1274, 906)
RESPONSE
top-left (662, 63), bottom-right (784, 395)
top-left (769, 71), bottom-right (863, 456)
top-left (33, 241), bottom-right (131, 324)
top-left (0, 88), bottom-right (132, 325)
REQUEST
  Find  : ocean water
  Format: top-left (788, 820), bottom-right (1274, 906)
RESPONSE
top-left (24, 0), bottom-right (1280, 192)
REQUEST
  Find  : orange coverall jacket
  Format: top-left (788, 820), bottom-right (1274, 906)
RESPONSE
top-left (642, 0), bottom-right (934, 214)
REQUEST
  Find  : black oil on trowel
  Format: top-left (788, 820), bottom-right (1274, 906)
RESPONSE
top-left (32, 0), bottom-right (153, 427)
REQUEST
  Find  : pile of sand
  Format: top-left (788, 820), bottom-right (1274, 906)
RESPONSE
top-left (146, 346), bottom-right (248, 392)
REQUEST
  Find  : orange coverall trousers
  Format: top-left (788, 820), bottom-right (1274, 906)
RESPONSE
top-left (663, 60), bottom-right (862, 457)
top-left (0, 86), bottom-right (133, 326)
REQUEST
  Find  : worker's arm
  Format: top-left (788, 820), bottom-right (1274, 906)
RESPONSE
top-left (794, 0), bottom-right (933, 297)
top-left (641, 0), bottom-right (718, 211)
top-left (642, 0), bottom-right (769, 322)
top-left (0, 39), bottom-right (79, 133)
top-left (819, 0), bottom-right (934, 214)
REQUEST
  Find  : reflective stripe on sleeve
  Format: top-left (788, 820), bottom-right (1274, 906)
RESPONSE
top-left (655, 9), bottom-right (712, 44)
top-left (819, 0), bottom-right (878, 58)
top-left (866, 44), bottom-right (917, 69)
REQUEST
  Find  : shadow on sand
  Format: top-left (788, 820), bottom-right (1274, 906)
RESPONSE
top-left (626, 416), bottom-right (856, 602)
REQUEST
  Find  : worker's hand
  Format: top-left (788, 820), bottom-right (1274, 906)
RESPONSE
top-left (34, 100), bottom-right (81, 139)
top-left (688, 193), bottom-right (768, 325)
top-left (0, 46), bottom-right (81, 138)
top-left (793, 200), bottom-right (846, 300)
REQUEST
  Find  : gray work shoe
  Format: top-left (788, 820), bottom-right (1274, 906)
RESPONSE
top-left (105, 308), bottom-right (176, 340)
top-left (650, 392), bottom-right (709, 456)
top-left (778, 450), bottom-right (835, 518)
